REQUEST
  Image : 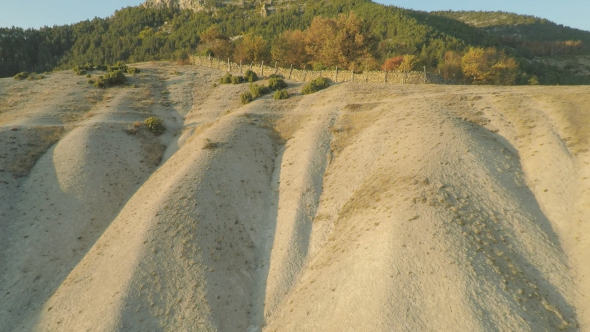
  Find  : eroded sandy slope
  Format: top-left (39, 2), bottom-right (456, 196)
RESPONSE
top-left (1, 63), bottom-right (589, 331)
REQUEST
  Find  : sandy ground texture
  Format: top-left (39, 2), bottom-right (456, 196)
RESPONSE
top-left (0, 62), bottom-right (589, 331)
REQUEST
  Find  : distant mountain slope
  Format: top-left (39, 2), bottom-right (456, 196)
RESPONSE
top-left (432, 11), bottom-right (590, 46)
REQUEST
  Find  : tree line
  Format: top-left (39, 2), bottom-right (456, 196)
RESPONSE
top-left (1, 0), bottom-right (589, 85)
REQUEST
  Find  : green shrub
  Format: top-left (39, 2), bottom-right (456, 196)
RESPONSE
top-left (27, 73), bottom-right (44, 80)
top-left (244, 69), bottom-right (258, 82)
top-left (144, 116), bottom-right (165, 135)
top-left (231, 75), bottom-right (245, 84)
top-left (249, 83), bottom-right (269, 98)
top-left (302, 77), bottom-right (330, 95)
top-left (268, 77), bottom-right (287, 90)
top-left (14, 72), bottom-right (30, 80)
top-left (273, 89), bottom-right (289, 100)
top-left (93, 70), bottom-right (126, 88)
top-left (15, 72), bottom-right (43, 80)
top-left (106, 62), bottom-right (140, 74)
top-left (241, 92), bottom-right (254, 104)
top-left (219, 73), bottom-right (232, 84)
top-left (220, 73), bottom-right (246, 84)
top-left (73, 66), bottom-right (86, 75)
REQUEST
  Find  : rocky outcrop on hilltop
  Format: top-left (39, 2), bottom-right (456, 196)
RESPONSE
top-left (143, 0), bottom-right (207, 11)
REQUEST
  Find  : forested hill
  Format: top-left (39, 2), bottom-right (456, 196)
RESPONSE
top-left (430, 11), bottom-right (590, 54)
top-left (1, 0), bottom-right (590, 84)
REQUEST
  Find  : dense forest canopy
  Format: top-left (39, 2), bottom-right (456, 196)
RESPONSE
top-left (1, 0), bottom-right (590, 84)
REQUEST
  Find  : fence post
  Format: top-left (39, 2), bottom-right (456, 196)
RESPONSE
top-left (303, 65), bottom-right (307, 81)
top-left (209, 54), bottom-right (212, 68)
top-left (385, 69), bottom-right (388, 83)
top-left (424, 66), bottom-right (427, 84)
top-left (365, 70), bottom-right (368, 83)
top-left (261, 61), bottom-right (264, 77)
top-left (351, 66), bottom-right (354, 82)
top-left (240, 60), bottom-right (242, 73)
top-left (289, 64), bottom-right (293, 79)
top-left (228, 58), bottom-right (231, 72)
top-left (250, 62), bottom-right (253, 71)
top-left (274, 62), bottom-right (278, 75)
top-left (335, 66), bottom-right (338, 82)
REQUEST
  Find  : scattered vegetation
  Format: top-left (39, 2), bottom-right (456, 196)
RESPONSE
top-left (13, 72), bottom-right (43, 80)
top-left (268, 76), bottom-right (287, 90)
top-left (203, 138), bottom-right (220, 149)
top-left (219, 72), bottom-right (245, 84)
top-left (124, 121), bottom-right (142, 135)
top-left (241, 92), bottom-right (253, 104)
top-left (93, 70), bottom-right (126, 88)
top-left (144, 116), bottom-right (165, 135)
top-left (273, 89), bottom-right (289, 100)
top-left (244, 69), bottom-right (258, 82)
top-left (249, 83), bottom-right (270, 98)
top-left (302, 77), bottom-right (330, 95)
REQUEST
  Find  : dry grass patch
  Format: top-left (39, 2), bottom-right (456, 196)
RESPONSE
top-left (1, 126), bottom-right (65, 177)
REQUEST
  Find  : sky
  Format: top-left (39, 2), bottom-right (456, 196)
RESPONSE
top-left (0, 0), bottom-right (589, 32)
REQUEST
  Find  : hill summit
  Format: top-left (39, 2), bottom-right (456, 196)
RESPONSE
top-left (143, 0), bottom-right (208, 11)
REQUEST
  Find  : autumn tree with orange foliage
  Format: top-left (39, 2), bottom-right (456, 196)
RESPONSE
top-left (198, 26), bottom-right (233, 59)
top-left (382, 55), bottom-right (404, 71)
top-left (303, 12), bottom-right (377, 70)
top-left (271, 30), bottom-right (310, 69)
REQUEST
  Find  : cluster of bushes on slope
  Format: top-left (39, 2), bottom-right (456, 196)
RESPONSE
top-left (219, 69), bottom-right (258, 84)
top-left (302, 77), bottom-right (330, 95)
top-left (241, 74), bottom-right (288, 104)
top-left (83, 62), bottom-right (140, 88)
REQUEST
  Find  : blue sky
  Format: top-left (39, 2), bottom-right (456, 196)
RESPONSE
top-left (0, 0), bottom-right (589, 32)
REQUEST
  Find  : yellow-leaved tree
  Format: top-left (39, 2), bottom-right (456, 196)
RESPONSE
top-left (462, 47), bottom-right (519, 85)
top-left (233, 33), bottom-right (270, 63)
top-left (398, 54), bottom-right (418, 72)
top-left (304, 12), bottom-right (376, 70)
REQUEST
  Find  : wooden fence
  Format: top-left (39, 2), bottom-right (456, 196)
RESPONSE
top-left (190, 55), bottom-right (447, 85)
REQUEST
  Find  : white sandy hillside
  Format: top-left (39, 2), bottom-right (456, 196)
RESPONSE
top-left (0, 63), bottom-right (588, 332)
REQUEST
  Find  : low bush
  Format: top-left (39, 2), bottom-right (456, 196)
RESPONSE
top-left (231, 75), bottom-right (245, 84)
top-left (268, 77), bottom-right (287, 91)
top-left (15, 72), bottom-right (44, 80)
top-left (244, 69), bottom-right (258, 82)
top-left (219, 73), bottom-right (232, 84)
top-left (273, 89), bottom-right (289, 100)
top-left (241, 92), bottom-right (254, 104)
top-left (302, 77), bottom-right (330, 95)
top-left (127, 67), bottom-right (140, 75)
top-left (220, 73), bottom-right (246, 84)
top-left (94, 70), bottom-right (126, 88)
top-left (14, 72), bottom-right (30, 80)
top-left (249, 83), bottom-right (270, 98)
top-left (144, 116), bottom-right (165, 135)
